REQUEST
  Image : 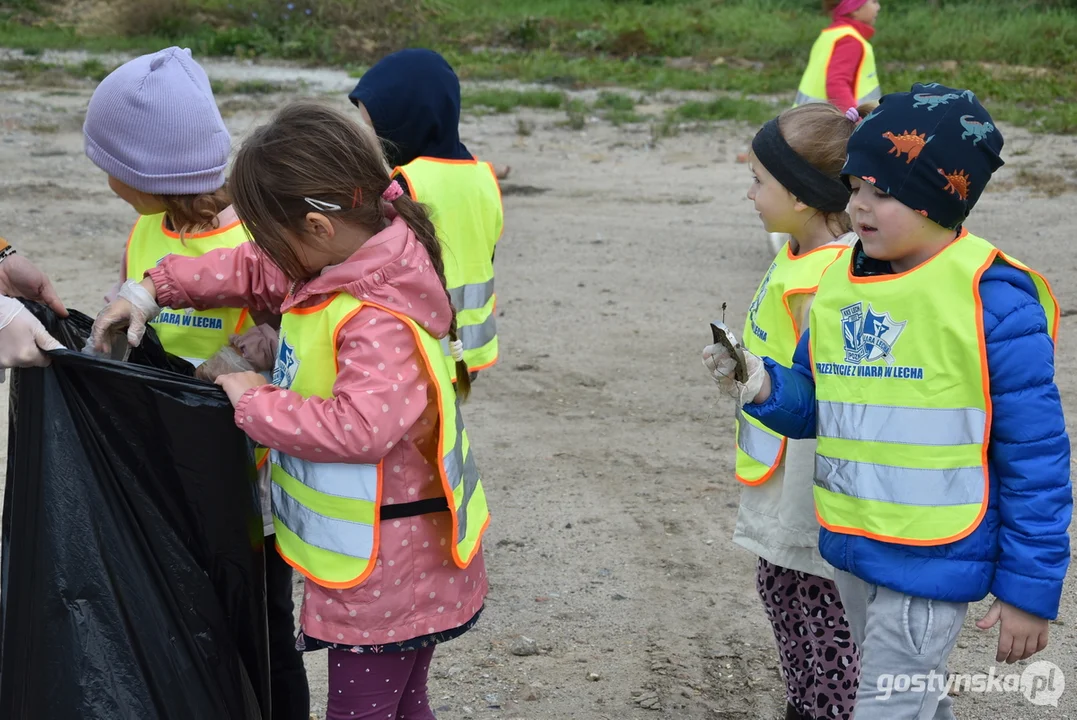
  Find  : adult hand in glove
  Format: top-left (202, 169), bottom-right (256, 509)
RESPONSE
top-left (0, 295), bottom-right (64, 368)
top-left (702, 342), bottom-right (770, 406)
top-left (0, 254), bottom-right (68, 317)
top-left (89, 278), bottom-right (160, 354)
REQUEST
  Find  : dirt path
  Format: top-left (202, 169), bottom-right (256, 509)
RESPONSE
top-left (1, 51), bottom-right (1075, 719)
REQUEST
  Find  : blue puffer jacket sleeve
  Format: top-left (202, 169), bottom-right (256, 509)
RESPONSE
top-left (743, 332), bottom-right (818, 440)
top-left (982, 262), bottom-right (1072, 619)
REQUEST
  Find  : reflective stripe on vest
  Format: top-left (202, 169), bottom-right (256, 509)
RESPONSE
top-left (395, 158), bottom-right (504, 375)
top-left (124, 212), bottom-right (255, 363)
top-left (272, 481), bottom-right (375, 559)
top-left (734, 241), bottom-right (848, 485)
top-left (273, 449), bottom-right (379, 501)
top-left (737, 408), bottom-right (784, 467)
top-left (817, 402), bottom-right (986, 445)
top-left (449, 278), bottom-right (495, 313)
top-left (794, 26), bottom-right (880, 108)
top-left (809, 231), bottom-right (1058, 546)
top-left (269, 292), bottom-right (490, 588)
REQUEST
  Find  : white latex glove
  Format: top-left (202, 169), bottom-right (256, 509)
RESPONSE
top-left (0, 295), bottom-right (63, 369)
top-left (90, 279), bottom-right (160, 353)
top-left (702, 342), bottom-right (766, 406)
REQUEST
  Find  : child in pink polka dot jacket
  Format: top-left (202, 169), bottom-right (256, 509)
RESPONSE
top-left (90, 101), bottom-right (491, 720)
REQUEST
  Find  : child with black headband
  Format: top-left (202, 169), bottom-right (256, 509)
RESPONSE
top-left (706, 83), bottom-right (1070, 718)
top-left (711, 103), bottom-right (868, 720)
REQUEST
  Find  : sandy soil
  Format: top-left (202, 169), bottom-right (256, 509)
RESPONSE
top-left (1, 50), bottom-right (1075, 719)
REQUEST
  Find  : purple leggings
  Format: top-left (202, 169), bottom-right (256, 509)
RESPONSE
top-left (325, 647), bottom-right (436, 720)
top-left (756, 558), bottom-right (860, 720)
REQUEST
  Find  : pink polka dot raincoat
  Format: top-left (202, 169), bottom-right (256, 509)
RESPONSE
top-left (147, 215), bottom-right (488, 647)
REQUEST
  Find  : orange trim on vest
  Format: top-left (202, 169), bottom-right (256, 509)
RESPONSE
top-left (276, 299), bottom-right (387, 590)
top-left (821, 27), bottom-right (869, 103)
top-left (736, 244), bottom-right (846, 486)
top-left (280, 294), bottom-right (480, 578)
top-left (331, 304), bottom-right (365, 376)
top-left (998, 249), bottom-right (1061, 345)
top-left (233, 308), bottom-right (251, 334)
top-left (363, 299), bottom-right (484, 570)
top-left (814, 242), bottom-right (996, 547)
top-left (411, 156), bottom-right (481, 166)
top-left (275, 462), bottom-right (385, 590)
top-left (394, 166), bottom-right (421, 202)
top-left (735, 435), bottom-right (788, 486)
top-left (159, 216), bottom-right (244, 241)
top-left (780, 244), bottom-right (849, 338)
top-left (288, 295), bottom-right (337, 316)
top-left (848, 229), bottom-right (970, 284)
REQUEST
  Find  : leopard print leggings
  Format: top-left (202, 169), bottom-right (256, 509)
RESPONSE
top-left (756, 558), bottom-right (861, 720)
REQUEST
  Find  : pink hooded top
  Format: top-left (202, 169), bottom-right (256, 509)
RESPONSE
top-left (146, 215), bottom-right (488, 647)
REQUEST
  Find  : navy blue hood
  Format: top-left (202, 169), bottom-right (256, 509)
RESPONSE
top-left (348, 48), bottom-right (472, 168)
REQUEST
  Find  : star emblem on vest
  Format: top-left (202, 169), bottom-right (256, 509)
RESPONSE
top-left (273, 333), bottom-right (299, 390)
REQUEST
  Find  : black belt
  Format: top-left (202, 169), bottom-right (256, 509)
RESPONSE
top-left (380, 497), bottom-right (449, 520)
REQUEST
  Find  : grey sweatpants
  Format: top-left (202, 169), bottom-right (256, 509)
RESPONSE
top-left (835, 570), bottom-right (968, 719)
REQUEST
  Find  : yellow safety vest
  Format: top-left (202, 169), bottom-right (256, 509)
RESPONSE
top-left (736, 241), bottom-right (848, 485)
top-left (125, 212), bottom-right (254, 366)
top-left (809, 231), bottom-right (1058, 546)
top-left (795, 25), bottom-right (880, 108)
top-left (395, 158), bottom-right (504, 375)
top-left (269, 293), bottom-right (490, 588)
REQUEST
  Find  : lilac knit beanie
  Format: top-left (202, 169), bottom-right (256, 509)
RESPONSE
top-left (83, 47), bottom-right (230, 195)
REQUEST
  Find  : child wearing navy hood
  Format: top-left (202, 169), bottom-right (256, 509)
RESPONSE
top-left (703, 84), bottom-right (1071, 718)
top-left (349, 49), bottom-right (504, 380)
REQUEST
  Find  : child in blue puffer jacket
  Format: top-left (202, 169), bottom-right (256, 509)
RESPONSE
top-left (702, 83), bottom-right (1071, 719)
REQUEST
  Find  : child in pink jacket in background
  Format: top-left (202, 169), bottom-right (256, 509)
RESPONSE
top-left (92, 101), bottom-right (490, 720)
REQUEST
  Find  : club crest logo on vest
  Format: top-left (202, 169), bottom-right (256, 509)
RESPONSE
top-left (816, 301), bottom-right (924, 380)
top-left (273, 333), bottom-right (299, 390)
top-left (748, 262), bottom-right (777, 343)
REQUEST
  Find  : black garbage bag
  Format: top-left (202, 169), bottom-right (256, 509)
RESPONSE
top-left (0, 303), bottom-right (270, 720)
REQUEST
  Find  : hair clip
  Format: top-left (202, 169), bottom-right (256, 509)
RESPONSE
top-left (382, 180), bottom-right (405, 203)
top-left (304, 197), bottom-right (342, 212)
top-left (844, 107), bottom-right (861, 124)
top-left (450, 339), bottom-right (464, 362)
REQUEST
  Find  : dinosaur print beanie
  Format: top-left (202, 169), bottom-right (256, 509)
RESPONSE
top-left (842, 82), bottom-right (1004, 230)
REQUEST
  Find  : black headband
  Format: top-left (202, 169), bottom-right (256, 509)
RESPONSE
top-left (751, 119), bottom-right (851, 214)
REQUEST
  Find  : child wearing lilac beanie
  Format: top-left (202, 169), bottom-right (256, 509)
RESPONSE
top-left (84, 46), bottom-right (311, 720)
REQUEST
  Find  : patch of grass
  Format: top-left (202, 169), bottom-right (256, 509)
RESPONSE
top-left (561, 98), bottom-right (589, 130)
top-left (463, 88), bottom-right (564, 113)
top-left (4, 0), bottom-right (1077, 133)
top-left (605, 107), bottom-right (645, 126)
top-left (668, 96), bottom-right (776, 125)
top-left (77, 58), bottom-right (110, 81)
top-left (429, 0), bottom-right (1077, 69)
top-left (1008, 168), bottom-right (1074, 197)
top-left (0, 57), bottom-right (114, 85)
top-left (594, 91), bottom-right (635, 112)
top-left (593, 91), bottom-right (643, 124)
top-left (210, 78), bottom-right (291, 94)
